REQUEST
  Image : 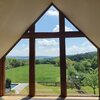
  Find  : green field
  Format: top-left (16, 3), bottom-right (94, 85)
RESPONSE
top-left (6, 64), bottom-right (99, 96)
top-left (20, 83), bottom-right (60, 95)
top-left (6, 64), bottom-right (60, 95)
top-left (6, 64), bottom-right (60, 83)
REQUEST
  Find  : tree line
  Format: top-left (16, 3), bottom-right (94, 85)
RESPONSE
top-left (6, 58), bottom-right (28, 69)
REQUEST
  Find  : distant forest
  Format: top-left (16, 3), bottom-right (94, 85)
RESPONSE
top-left (67, 52), bottom-right (97, 62)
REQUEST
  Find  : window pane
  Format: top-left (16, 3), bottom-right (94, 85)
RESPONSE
top-left (35, 38), bottom-right (60, 96)
top-left (35, 6), bottom-right (59, 32)
top-left (5, 39), bottom-right (29, 95)
top-left (65, 18), bottom-right (79, 32)
top-left (66, 38), bottom-right (98, 96)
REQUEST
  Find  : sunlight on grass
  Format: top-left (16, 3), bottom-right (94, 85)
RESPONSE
top-left (20, 83), bottom-right (99, 96)
top-left (20, 83), bottom-right (60, 95)
top-left (6, 64), bottom-right (99, 96)
top-left (20, 86), bottom-right (29, 94)
top-left (36, 83), bottom-right (60, 95)
top-left (82, 86), bottom-right (99, 95)
top-left (6, 64), bottom-right (60, 83)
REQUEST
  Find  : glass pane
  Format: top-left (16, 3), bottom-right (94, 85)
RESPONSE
top-left (5, 39), bottom-right (29, 95)
top-left (35, 38), bottom-right (60, 96)
top-left (65, 18), bottom-right (79, 32)
top-left (35, 6), bottom-right (59, 32)
top-left (66, 38), bottom-right (98, 96)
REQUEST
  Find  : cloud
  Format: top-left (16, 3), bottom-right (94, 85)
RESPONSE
top-left (53, 25), bottom-right (73, 32)
top-left (37, 39), bottom-right (58, 47)
top-left (8, 37), bottom-right (97, 57)
top-left (67, 42), bottom-right (97, 55)
top-left (36, 47), bottom-right (59, 57)
top-left (53, 25), bottom-right (59, 32)
top-left (46, 8), bottom-right (59, 16)
top-left (8, 46), bottom-right (29, 56)
top-left (36, 39), bottom-right (59, 56)
top-left (65, 26), bottom-right (73, 31)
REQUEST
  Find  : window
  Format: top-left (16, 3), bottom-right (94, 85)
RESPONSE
top-left (4, 4), bottom-right (98, 97)
top-left (5, 39), bottom-right (29, 95)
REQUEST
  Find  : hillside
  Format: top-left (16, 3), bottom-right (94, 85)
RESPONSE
top-left (67, 52), bottom-right (97, 62)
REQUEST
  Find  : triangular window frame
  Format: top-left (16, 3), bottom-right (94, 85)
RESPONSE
top-left (24, 4), bottom-right (85, 38)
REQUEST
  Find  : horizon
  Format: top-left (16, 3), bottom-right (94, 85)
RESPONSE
top-left (7, 51), bottom-right (97, 58)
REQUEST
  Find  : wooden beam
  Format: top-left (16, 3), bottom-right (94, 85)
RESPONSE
top-left (59, 37), bottom-right (67, 97)
top-left (22, 32), bottom-right (85, 38)
top-left (59, 11), bottom-right (67, 97)
top-left (29, 25), bottom-right (35, 97)
top-left (98, 48), bottom-right (100, 98)
top-left (29, 37), bottom-right (35, 97)
top-left (0, 57), bottom-right (5, 96)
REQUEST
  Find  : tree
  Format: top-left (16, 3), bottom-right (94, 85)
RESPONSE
top-left (74, 62), bottom-right (85, 73)
top-left (35, 59), bottom-right (40, 64)
top-left (5, 78), bottom-right (11, 89)
top-left (91, 56), bottom-right (97, 69)
top-left (67, 58), bottom-right (75, 67)
top-left (6, 58), bottom-right (27, 69)
top-left (83, 69), bottom-right (98, 94)
top-left (10, 59), bottom-right (20, 67)
top-left (67, 65), bottom-right (77, 89)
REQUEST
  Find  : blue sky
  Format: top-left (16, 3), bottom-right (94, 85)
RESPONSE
top-left (8, 6), bottom-right (97, 57)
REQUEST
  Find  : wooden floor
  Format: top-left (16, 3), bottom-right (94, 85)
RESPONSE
top-left (0, 96), bottom-right (99, 100)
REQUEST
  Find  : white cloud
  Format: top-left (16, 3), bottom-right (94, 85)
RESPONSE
top-left (65, 26), bottom-right (73, 31)
top-left (53, 25), bottom-right (73, 32)
top-left (36, 47), bottom-right (59, 57)
top-left (36, 39), bottom-right (59, 56)
top-left (53, 25), bottom-right (59, 32)
top-left (8, 46), bottom-right (29, 56)
top-left (67, 42), bottom-right (97, 55)
top-left (46, 9), bottom-right (59, 16)
top-left (8, 37), bottom-right (97, 57)
top-left (37, 39), bottom-right (58, 47)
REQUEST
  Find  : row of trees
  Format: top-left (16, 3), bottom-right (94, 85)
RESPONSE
top-left (36, 58), bottom-right (56, 64)
top-left (6, 58), bottom-right (28, 69)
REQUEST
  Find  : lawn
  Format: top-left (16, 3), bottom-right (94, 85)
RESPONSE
top-left (20, 83), bottom-right (60, 95)
top-left (6, 64), bottom-right (99, 96)
top-left (6, 64), bottom-right (60, 83)
top-left (6, 64), bottom-right (60, 95)
top-left (20, 84), bottom-right (99, 96)
top-left (6, 65), bottom-right (29, 83)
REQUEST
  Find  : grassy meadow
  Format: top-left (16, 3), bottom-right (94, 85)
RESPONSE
top-left (6, 64), bottom-right (60, 83)
top-left (6, 64), bottom-right (99, 96)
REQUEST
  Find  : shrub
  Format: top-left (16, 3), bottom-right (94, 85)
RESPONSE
top-left (5, 78), bottom-right (11, 89)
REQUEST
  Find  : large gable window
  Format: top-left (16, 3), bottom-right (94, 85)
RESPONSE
top-left (3, 4), bottom-right (99, 97)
